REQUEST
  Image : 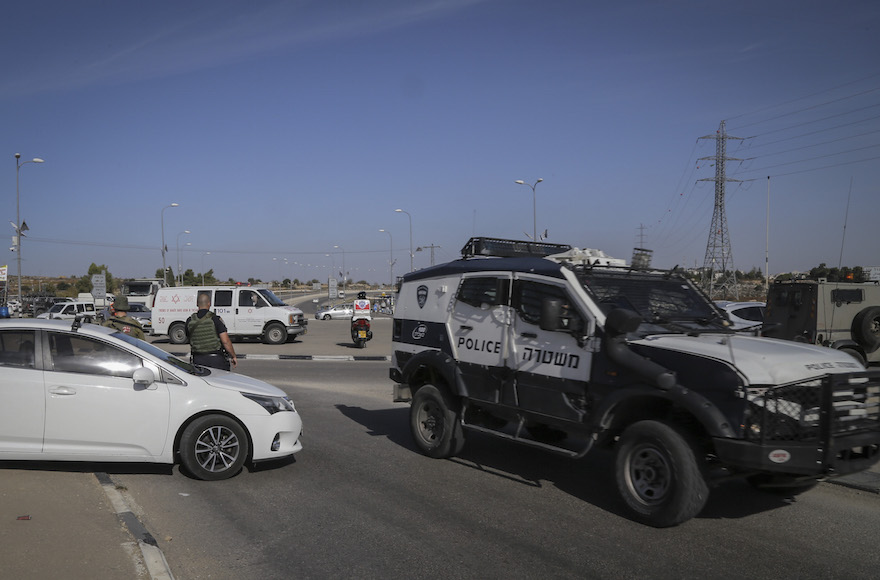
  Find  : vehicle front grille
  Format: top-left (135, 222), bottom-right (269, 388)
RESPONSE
top-left (744, 372), bottom-right (880, 443)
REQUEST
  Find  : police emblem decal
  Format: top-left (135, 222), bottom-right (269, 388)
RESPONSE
top-left (416, 285), bottom-right (428, 309)
top-left (412, 323), bottom-right (427, 340)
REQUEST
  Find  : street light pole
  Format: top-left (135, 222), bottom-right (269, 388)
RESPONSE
top-left (160, 203), bottom-right (179, 286)
top-left (176, 230), bottom-right (190, 286)
top-left (334, 245), bottom-right (346, 296)
top-left (395, 209), bottom-right (413, 272)
top-left (14, 153), bottom-right (44, 314)
top-left (515, 178), bottom-right (543, 242)
top-left (201, 252), bottom-right (211, 286)
top-left (379, 229), bottom-right (393, 288)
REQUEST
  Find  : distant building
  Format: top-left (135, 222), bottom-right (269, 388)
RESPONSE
top-left (866, 266), bottom-right (880, 282)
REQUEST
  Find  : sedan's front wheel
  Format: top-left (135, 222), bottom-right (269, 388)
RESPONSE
top-left (179, 415), bottom-right (249, 481)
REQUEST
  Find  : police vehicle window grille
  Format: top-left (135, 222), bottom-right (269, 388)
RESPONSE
top-left (581, 271), bottom-right (714, 320)
top-left (457, 277), bottom-right (503, 308)
top-left (515, 282), bottom-right (582, 331)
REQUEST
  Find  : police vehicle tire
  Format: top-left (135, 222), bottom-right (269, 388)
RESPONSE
top-left (168, 322), bottom-right (188, 345)
top-left (851, 306), bottom-right (880, 352)
top-left (179, 414), bottom-right (249, 481)
top-left (839, 347), bottom-right (867, 367)
top-left (263, 323), bottom-right (287, 345)
top-left (410, 384), bottom-right (465, 459)
top-left (615, 420), bottom-right (708, 528)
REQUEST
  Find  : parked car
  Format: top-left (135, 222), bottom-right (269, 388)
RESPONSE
top-left (0, 319), bottom-right (303, 480)
top-left (715, 301), bottom-right (766, 330)
top-left (99, 302), bottom-right (153, 329)
top-left (315, 303), bottom-right (353, 320)
top-left (36, 300), bottom-right (98, 322)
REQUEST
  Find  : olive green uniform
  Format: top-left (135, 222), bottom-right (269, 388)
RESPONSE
top-left (103, 315), bottom-right (146, 340)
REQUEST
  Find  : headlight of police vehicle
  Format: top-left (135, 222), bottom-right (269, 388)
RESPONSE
top-left (241, 393), bottom-right (296, 414)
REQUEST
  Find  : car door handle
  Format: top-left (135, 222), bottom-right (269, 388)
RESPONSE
top-left (48, 386), bottom-right (77, 396)
top-left (520, 332), bottom-right (537, 339)
top-left (459, 325), bottom-right (473, 331)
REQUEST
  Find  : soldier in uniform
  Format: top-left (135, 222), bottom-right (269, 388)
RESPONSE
top-left (187, 292), bottom-right (238, 371)
top-left (102, 295), bottom-right (146, 340)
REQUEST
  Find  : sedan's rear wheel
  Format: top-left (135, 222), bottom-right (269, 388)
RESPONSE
top-left (179, 415), bottom-right (249, 481)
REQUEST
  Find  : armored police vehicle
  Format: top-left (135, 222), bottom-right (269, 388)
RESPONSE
top-left (390, 237), bottom-right (880, 527)
top-left (763, 279), bottom-right (880, 367)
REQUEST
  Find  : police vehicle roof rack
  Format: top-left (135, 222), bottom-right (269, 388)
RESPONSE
top-left (461, 237), bottom-right (572, 259)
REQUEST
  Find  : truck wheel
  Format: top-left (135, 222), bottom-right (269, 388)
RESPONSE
top-left (615, 420), bottom-right (709, 527)
top-left (179, 415), bottom-right (249, 481)
top-left (851, 306), bottom-right (880, 353)
top-left (263, 323), bottom-right (288, 345)
top-left (410, 384), bottom-right (465, 459)
top-left (169, 322), bottom-right (188, 344)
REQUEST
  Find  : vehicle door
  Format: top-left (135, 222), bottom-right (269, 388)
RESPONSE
top-left (233, 289), bottom-right (266, 334)
top-left (0, 330), bottom-right (43, 453)
top-left (212, 289), bottom-right (233, 328)
top-left (449, 274), bottom-right (512, 404)
top-left (42, 331), bottom-right (170, 457)
top-left (508, 276), bottom-right (594, 421)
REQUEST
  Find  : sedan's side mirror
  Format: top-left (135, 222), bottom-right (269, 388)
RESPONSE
top-left (132, 367), bottom-right (157, 390)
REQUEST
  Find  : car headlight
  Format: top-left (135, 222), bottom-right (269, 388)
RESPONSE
top-left (241, 393), bottom-right (296, 414)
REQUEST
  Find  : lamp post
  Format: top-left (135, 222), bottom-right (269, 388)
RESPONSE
top-left (201, 252), bottom-right (211, 286)
top-left (334, 245), bottom-right (346, 296)
top-left (14, 153), bottom-right (44, 314)
top-left (379, 229), bottom-right (394, 288)
top-left (176, 230), bottom-right (190, 286)
top-left (514, 178), bottom-right (543, 242)
top-left (160, 203), bottom-right (179, 285)
top-left (394, 208), bottom-right (413, 272)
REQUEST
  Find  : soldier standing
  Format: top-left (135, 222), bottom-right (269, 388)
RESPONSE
top-left (102, 296), bottom-right (146, 340)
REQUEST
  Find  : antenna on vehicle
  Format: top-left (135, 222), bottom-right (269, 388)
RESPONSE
top-left (71, 316), bottom-right (82, 332)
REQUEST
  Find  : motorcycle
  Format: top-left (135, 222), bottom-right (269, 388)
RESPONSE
top-left (351, 317), bottom-right (372, 349)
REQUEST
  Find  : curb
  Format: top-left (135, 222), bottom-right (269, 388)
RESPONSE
top-left (168, 352), bottom-right (391, 362)
top-left (95, 472), bottom-right (175, 580)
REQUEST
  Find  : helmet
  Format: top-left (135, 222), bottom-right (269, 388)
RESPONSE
top-left (357, 291), bottom-right (367, 300)
top-left (112, 296), bottom-right (130, 311)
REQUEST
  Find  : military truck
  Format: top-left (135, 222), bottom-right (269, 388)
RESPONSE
top-left (390, 237), bottom-right (880, 527)
top-left (762, 279), bottom-right (880, 366)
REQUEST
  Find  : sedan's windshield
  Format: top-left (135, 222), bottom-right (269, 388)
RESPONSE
top-left (577, 268), bottom-right (724, 332)
top-left (113, 332), bottom-right (206, 375)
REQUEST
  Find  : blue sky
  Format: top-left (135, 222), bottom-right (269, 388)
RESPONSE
top-left (3, 0), bottom-right (879, 285)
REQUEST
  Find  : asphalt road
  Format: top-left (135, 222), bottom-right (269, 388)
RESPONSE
top-left (105, 358), bottom-right (880, 580)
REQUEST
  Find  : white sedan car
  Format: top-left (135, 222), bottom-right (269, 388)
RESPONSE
top-left (0, 319), bottom-right (303, 480)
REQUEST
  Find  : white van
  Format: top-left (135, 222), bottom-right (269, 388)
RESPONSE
top-left (151, 286), bottom-right (307, 345)
top-left (36, 300), bottom-right (98, 322)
